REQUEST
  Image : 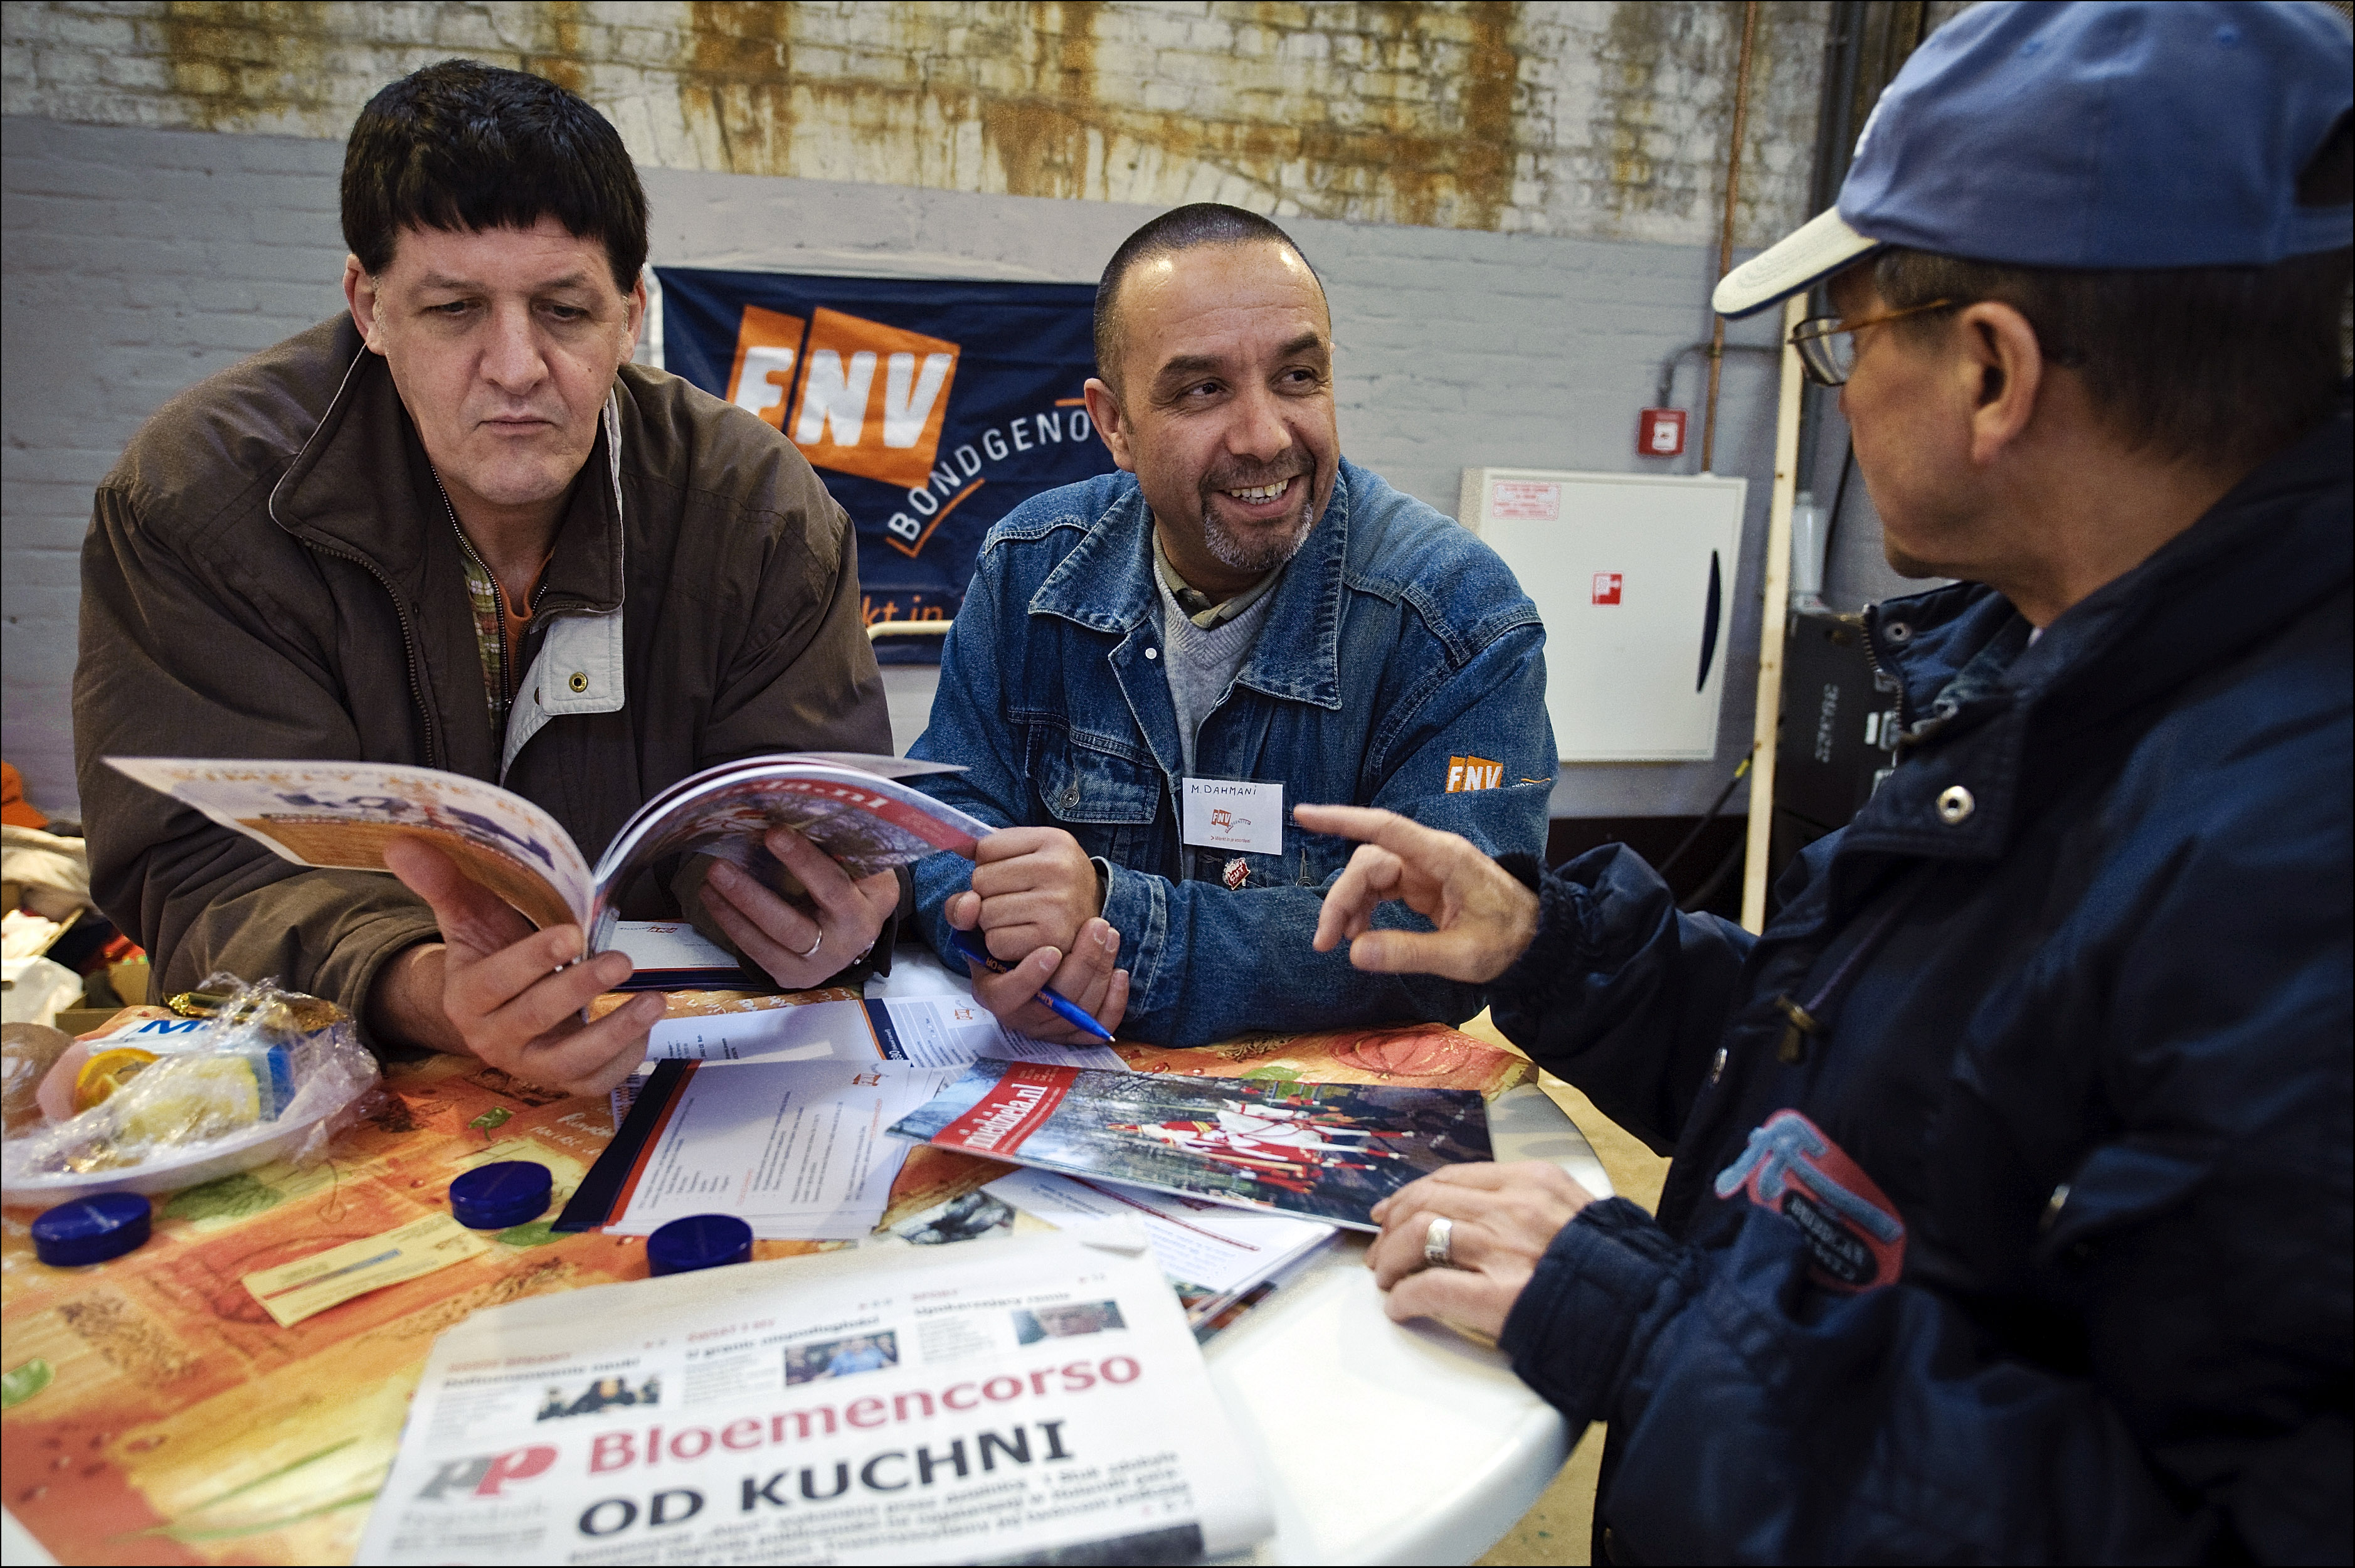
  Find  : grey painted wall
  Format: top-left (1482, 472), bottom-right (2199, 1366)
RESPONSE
top-left (4, 114), bottom-right (1839, 823)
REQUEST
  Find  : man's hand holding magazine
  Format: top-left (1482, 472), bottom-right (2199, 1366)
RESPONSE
top-left (370, 836), bottom-right (662, 1096)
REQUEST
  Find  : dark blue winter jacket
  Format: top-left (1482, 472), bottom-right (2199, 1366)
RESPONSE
top-left (1492, 406), bottom-right (2352, 1564)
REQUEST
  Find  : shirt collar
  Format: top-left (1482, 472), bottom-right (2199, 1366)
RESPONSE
top-left (1150, 527), bottom-right (1283, 628)
top-left (1031, 462), bottom-right (1355, 711)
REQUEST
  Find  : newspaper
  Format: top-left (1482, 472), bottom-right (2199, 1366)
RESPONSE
top-left (356, 1236), bottom-right (1274, 1565)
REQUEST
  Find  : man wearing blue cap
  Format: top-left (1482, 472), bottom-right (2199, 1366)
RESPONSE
top-left (1298, 3), bottom-right (2351, 1560)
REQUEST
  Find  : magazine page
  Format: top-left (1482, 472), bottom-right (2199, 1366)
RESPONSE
top-left (1114, 1019), bottom-right (1535, 1099)
top-left (891, 1060), bottom-right (1494, 1231)
top-left (588, 761), bottom-right (996, 933)
top-left (106, 757), bottom-right (591, 931)
top-left (621, 753), bottom-right (962, 832)
top-left (355, 1236), bottom-right (1274, 1565)
top-left (776, 752), bottom-right (968, 781)
top-left (983, 1167), bottom-right (1338, 1328)
top-left (598, 1059), bottom-right (961, 1241)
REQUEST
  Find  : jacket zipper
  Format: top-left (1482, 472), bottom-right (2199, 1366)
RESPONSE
top-left (302, 539), bottom-right (445, 771)
top-left (1861, 617), bottom-right (1912, 760)
top-left (265, 345), bottom-right (445, 769)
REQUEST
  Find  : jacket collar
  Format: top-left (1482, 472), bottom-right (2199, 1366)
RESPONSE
top-left (267, 319), bottom-right (627, 618)
top-left (1029, 461), bottom-right (1356, 711)
top-left (1843, 402), bottom-right (2352, 868)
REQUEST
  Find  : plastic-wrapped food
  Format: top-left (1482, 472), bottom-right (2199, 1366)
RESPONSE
top-left (1, 1022), bottom-right (73, 1138)
top-left (1, 973), bottom-right (379, 1201)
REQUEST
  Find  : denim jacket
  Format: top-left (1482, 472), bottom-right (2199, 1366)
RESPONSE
top-left (909, 458), bottom-right (1555, 1045)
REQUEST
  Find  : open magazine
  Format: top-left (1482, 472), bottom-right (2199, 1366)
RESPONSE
top-left (891, 1059), bottom-right (1493, 1231)
top-left (356, 1236), bottom-right (1274, 1565)
top-left (105, 753), bottom-right (991, 951)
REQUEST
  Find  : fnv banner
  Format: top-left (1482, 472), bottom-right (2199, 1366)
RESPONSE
top-left (651, 268), bottom-right (1115, 662)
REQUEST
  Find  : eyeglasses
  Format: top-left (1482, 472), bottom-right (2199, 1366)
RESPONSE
top-left (1787, 299), bottom-right (1956, 387)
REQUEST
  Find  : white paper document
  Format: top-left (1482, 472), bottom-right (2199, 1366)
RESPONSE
top-left (607, 1060), bottom-right (961, 1241)
top-left (610, 920), bottom-right (752, 987)
top-left (645, 994), bottom-right (1122, 1072)
top-left (356, 1236), bottom-right (1274, 1565)
top-left (986, 1167), bottom-right (1338, 1323)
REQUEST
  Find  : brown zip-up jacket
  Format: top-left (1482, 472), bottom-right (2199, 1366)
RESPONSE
top-left (74, 316), bottom-right (893, 1037)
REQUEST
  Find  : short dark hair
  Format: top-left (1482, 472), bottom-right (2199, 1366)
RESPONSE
top-left (1093, 203), bottom-right (1323, 387)
top-left (1870, 243), bottom-right (2352, 474)
top-left (341, 60), bottom-right (648, 292)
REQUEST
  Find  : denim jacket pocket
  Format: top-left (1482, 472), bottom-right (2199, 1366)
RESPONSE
top-left (1034, 733), bottom-right (1166, 867)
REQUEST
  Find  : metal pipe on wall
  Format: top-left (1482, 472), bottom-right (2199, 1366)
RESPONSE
top-left (1700, 0), bottom-right (1762, 475)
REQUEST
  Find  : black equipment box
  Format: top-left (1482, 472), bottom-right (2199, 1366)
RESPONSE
top-left (1770, 610), bottom-right (1902, 879)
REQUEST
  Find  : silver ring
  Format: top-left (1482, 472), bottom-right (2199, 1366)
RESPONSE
top-left (796, 929), bottom-right (824, 960)
top-left (1422, 1215), bottom-right (1456, 1271)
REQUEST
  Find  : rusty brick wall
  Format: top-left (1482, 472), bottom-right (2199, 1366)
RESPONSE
top-left (4, 1), bottom-right (1839, 248)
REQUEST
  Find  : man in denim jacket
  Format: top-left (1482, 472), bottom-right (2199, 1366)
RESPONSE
top-left (909, 204), bottom-right (1552, 1047)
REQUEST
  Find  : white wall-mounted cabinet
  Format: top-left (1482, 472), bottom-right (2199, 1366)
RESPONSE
top-left (1459, 467), bottom-right (1745, 762)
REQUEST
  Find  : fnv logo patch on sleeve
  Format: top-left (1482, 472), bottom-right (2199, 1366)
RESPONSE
top-left (1446, 756), bottom-right (1503, 792)
top-left (1714, 1108), bottom-right (1906, 1290)
top-left (652, 268), bottom-right (1115, 659)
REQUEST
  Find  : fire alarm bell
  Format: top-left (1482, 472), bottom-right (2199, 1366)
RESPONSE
top-left (1638, 408), bottom-right (1687, 458)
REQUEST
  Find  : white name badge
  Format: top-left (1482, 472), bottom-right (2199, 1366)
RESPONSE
top-left (1181, 778), bottom-right (1284, 857)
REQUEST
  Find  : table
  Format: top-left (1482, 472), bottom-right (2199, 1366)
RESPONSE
top-left (3, 960), bottom-right (1607, 1567)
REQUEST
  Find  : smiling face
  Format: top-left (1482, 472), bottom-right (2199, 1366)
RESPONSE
top-left (344, 216), bottom-right (644, 538)
top-left (1082, 241), bottom-right (1339, 596)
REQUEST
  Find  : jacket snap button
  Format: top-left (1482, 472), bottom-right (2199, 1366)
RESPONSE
top-left (1937, 785), bottom-right (1975, 824)
top-left (1885, 621), bottom-right (1912, 644)
top-left (1143, 647), bottom-right (1158, 661)
top-left (1059, 788), bottom-right (1079, 810)
top-left (568, 671), bottom-right (589, 693)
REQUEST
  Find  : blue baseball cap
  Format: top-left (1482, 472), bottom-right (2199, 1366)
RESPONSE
top-left (1715, 1), bottom-right (2354, 318)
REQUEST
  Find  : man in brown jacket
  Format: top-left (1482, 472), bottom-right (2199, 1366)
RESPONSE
top-left (74, 61), bottom-right (898, 1094)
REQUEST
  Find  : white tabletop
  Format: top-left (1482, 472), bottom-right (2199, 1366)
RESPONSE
top-left (875, 948), bottom-right (1605, 1566)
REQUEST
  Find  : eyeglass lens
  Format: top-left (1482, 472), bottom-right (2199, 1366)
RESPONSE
top-left (1792, 328), bottom-right (1854, 387)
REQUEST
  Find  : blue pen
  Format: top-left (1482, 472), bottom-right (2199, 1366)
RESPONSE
top-left (947, 927), bottom-right (1114, 1042)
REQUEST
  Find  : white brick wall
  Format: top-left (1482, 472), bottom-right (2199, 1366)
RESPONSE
top-left (1, 0), bottom-right (1951, 818)
top-left (3, 114), bottom-right (1843, 820)
top-left (3, 1), bottom-right (1836, 246)
top-left (2, 122), bottom-right (351, 820)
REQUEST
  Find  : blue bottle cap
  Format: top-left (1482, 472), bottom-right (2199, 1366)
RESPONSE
top-left (449, 1161), bottom-right (553, 1231)
top-left (32, 1192), bottom-right (152, 1267)
top-left (647, 1214), bottom-right (753, 1277)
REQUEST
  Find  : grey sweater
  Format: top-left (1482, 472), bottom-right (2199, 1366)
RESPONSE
top-left (1154, 566), bottom-right (1281, 776)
